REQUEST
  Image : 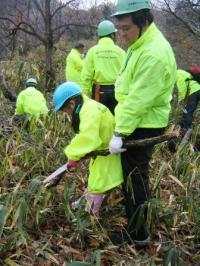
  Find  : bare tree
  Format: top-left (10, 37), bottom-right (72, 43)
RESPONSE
top-left (0, 0), bottom-right (95, 90)
top-left (156, 0), bottom-right (200, 38)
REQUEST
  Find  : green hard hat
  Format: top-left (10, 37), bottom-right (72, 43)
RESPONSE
top-left (97, 20), bottom-right (117, 37)
top-left (113, 0), bottom-right (152, 16)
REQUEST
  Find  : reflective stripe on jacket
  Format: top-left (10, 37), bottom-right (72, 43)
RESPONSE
top-left (64, 95), bottom-right (123, 193)
top-left (65, 49), bottom-right (83, 84)
top-left (114, 23), bottom-right (177, 136)
top-left (15, 86), bottom-right (48, 118)
top-left (80, 38), bottom-right (125, 95)
top-left (176, 69), bottom-right (200, 100)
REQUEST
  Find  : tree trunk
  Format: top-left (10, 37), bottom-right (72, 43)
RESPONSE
top-left (44, 0), bottom-right (55, 91)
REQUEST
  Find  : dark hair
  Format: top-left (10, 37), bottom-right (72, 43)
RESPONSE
top-left (99, 32), bottom-right (116, 39)
top-left (61, 94), bottom-right (83, 133)
top-left (26, 82), bottom-right (37, 88)
top-left (116, 9), bottom-right (154, 28)
top-left (71, 95), bottom-right (83, 133)
top-left (74, 43), bottom-right (85, 49)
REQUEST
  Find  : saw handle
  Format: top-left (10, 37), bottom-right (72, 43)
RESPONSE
top-left (45, 172), bottom-right (66, 189)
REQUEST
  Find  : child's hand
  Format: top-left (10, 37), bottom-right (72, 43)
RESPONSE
top-left (67, 160), bottom-right (78, 171)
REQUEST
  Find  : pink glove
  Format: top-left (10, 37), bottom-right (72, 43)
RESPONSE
top-left (84, 189), bottom-right (105, 216)
top-left (67, 160), bottom-right (78, 171)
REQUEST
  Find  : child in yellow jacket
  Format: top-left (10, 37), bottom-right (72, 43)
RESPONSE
top-left (52, 81), bottom-right (123, 215)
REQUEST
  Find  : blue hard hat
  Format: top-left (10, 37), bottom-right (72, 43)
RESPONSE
top-left (26, 78), bottom-right (37, 86)
top-left (53, 82), bottom-right (82, 111)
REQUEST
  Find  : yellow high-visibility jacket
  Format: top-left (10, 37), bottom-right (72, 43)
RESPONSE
top-left (15, 86), bottom-right (48, 118)
top-left (176, 69), bottom-right (200, 100)
top-left (114, 23), bottom-right (177, 136)
top-left (65, 49), bottom-right (83, 84)
top-left (80, 38), bottom-right (125, 95)
top-left (64, 95), bottom-right (123, 193)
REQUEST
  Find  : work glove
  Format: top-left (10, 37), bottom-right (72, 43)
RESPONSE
top-left (109, 134), bottom-right (126, 154)
top-left (67, 160), bottom-right (78, 171)
top-left (84, 189), bottom-right (105, 216)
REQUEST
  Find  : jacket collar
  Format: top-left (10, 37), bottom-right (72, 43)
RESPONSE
top-left (72, 48), bottom-right (81, 55)
top-left (98, 37), bottom-right (114, 45)
top-left (83, 94), bottom-right (89, 102)
top-left (129, 23), bottom-right (159, 50)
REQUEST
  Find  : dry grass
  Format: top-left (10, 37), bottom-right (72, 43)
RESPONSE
top-left (0, 60), bottom-right (200, 266)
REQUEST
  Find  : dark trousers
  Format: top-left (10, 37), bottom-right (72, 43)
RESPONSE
top-left (121, 128), bottom-right (165, 240)
top-left (92, 84), bottom-right (117, 114)
top-left (180, 90), bottom-right (200, 130)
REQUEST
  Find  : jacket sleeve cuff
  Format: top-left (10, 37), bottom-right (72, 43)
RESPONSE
top-left (114, 131), bottom-right (127, 137)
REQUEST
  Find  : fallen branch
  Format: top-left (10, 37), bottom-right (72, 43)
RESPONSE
top-left (85, 133), bottom-right (179, 158)
top-left (44, 133), bottom-right (179, 188)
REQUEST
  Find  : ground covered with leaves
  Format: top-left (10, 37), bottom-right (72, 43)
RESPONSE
top-left (0, 90), bottom-right (200, 266)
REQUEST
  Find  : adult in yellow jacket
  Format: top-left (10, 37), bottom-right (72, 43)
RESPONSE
top-left (109, 0), bottom-right (177, 245)
top-left (52, 82), bottom-right (123, 215)
top-left (81, 20), bottom-right (125, 114)
top-left (15, 78), bottom-right (48, 120)
top-left (176, 69), bottom-right (200, 130)
top-left (65, 43), bottom-right (84, 85)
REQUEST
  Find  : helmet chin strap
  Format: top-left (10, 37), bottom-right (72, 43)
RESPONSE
top-left (75, 104), bottom-right (81, 114)
top-left (138, 26), bottom-right (142, 39)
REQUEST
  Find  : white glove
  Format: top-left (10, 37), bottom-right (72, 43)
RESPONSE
top-left (109, 134), bottom-right (126, 154)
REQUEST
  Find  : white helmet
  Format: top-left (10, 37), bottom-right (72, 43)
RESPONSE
top-left (26, 78), bottom-right (37, 86)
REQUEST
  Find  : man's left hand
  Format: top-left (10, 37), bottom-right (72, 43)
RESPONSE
top-left (109, 134), bottom-right (126, 154)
